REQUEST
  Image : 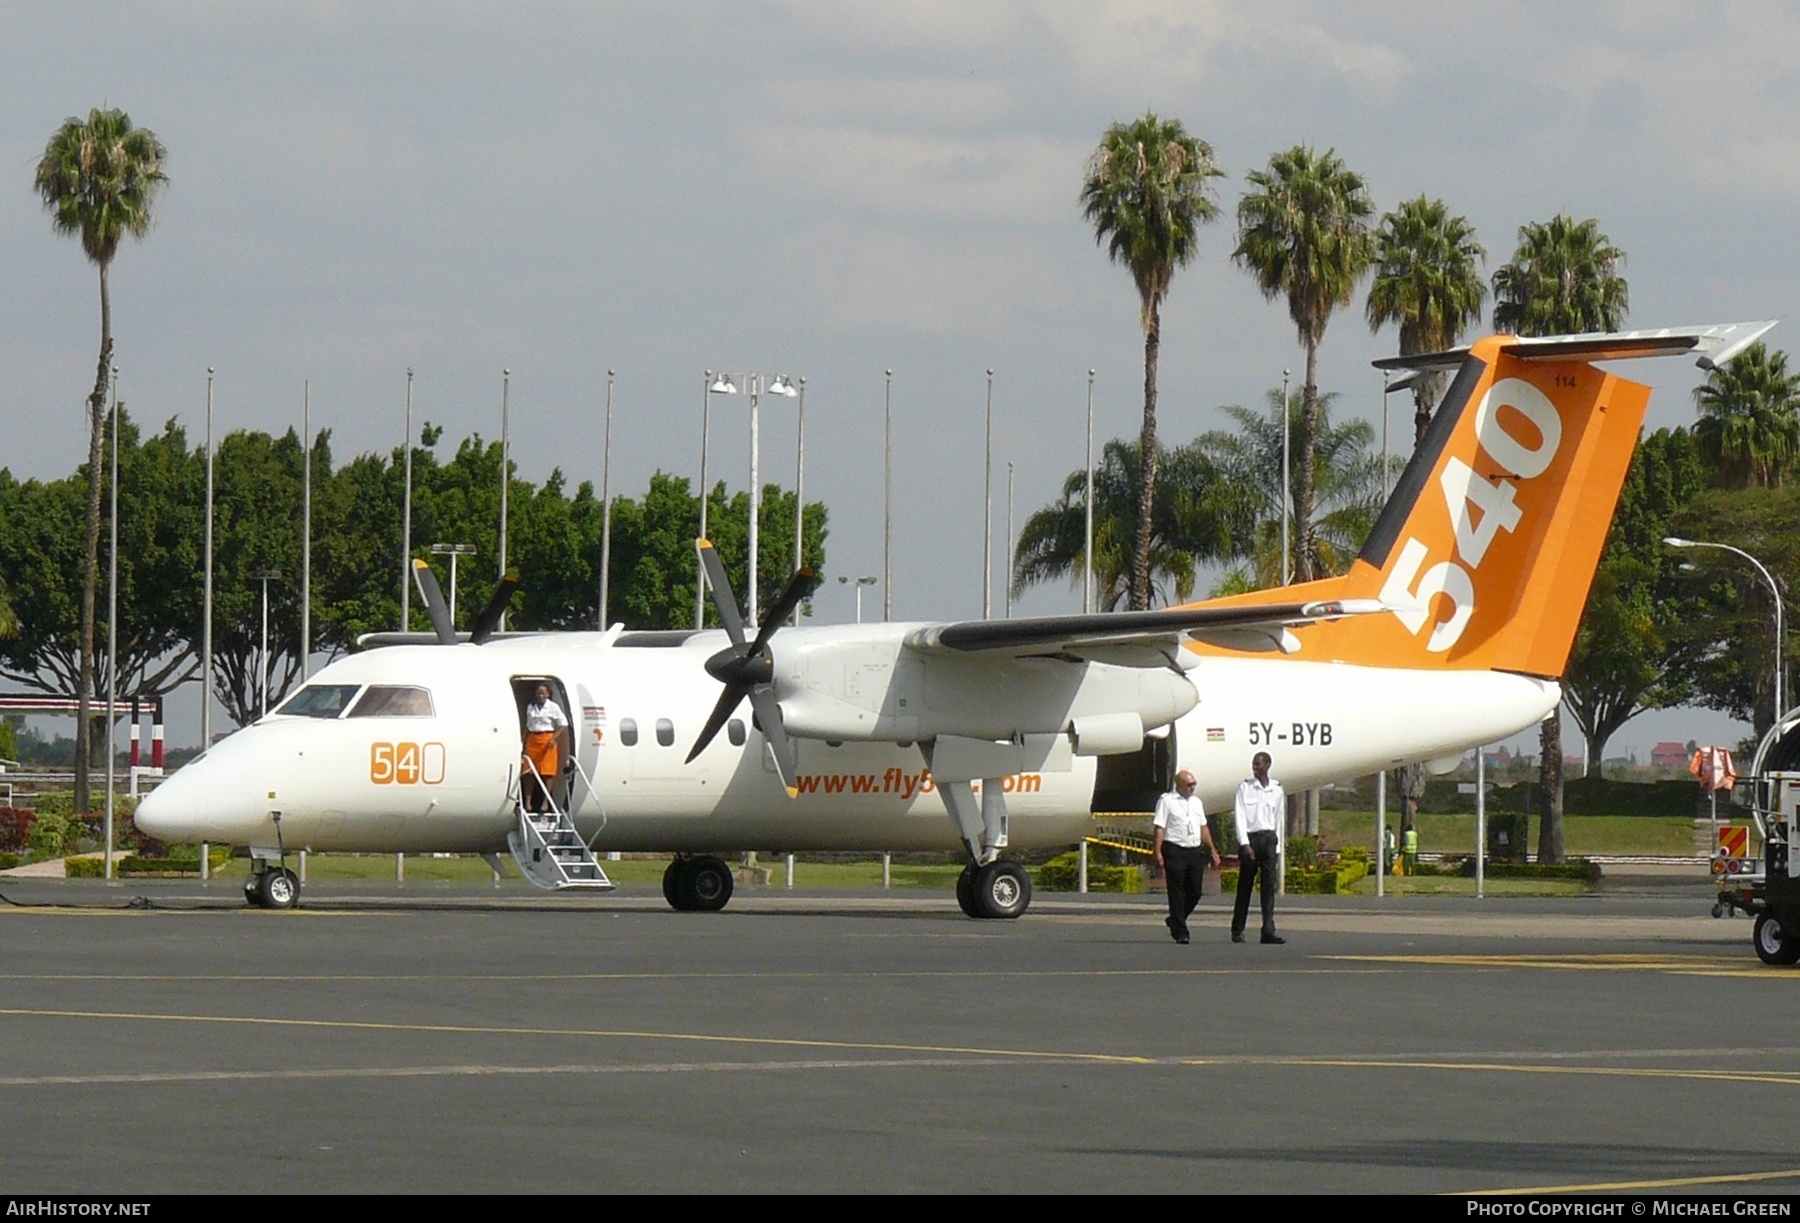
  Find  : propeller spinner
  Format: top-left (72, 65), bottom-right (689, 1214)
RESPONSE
top-left (687, 539), bottom-right (816, 797)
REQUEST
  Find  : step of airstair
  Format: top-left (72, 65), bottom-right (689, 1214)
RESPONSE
top-left (507, 805), bottom-right (615, 892)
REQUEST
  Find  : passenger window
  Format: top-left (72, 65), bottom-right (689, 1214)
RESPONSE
top-left (619, 718), bottom-right (638, 747)
top-left (345, 685), bottom-right (434, 718)
top-left (727, 718), bottom-right (745, 747)
top-left (656, 718), bottom-right (674, 747)
top-left (276, 684), bottom-right (361, 719)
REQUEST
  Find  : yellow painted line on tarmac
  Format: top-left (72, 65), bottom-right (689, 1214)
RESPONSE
top-left (1183, 1055), bottom-right (1800, 1089)
top-left (0, 1056), bottom-right (1026, 1088)
top-left (1456, 1166), bottom-right (1800, 1195)
top-left (0, 1006), bottom-right (1158, 1066)
top-left (0, 967), bottom-right (1395, 982)
top-left (1322, 952), bottom-right (1774, 974)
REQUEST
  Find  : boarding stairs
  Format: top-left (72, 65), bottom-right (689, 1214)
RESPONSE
top-left (507, 756), bottom-right (615, 892)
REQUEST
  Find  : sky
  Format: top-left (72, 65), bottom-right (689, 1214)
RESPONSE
top-left (2, 1), bottom-right (1793, 755)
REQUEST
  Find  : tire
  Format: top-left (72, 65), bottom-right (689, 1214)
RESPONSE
top-left (972, 861), bottom-right (1031, 920)
top-left (662, 859), bottom-right (684, 910)
top-left (678, 856), bottom-right (734, 913)
top-left (244, 876), bottom-right (264, 908)
top-left (955, 864), bottom-right (980, 918)
top-left (258, 867), bottom-right (299, 911)
top-left (1754, 913), bottom-right (1800, 965)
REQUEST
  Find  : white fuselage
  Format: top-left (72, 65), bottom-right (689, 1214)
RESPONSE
top-left (135, 630), bottom-right (1559, 854)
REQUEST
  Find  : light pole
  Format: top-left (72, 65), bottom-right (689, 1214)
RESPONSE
top-left (429, 544), bottom-right (475, 625)
top-left (400, 368), bottom-right (413, 632)
top-left (599, 369), bottom-right (615, 629)
top-left (499, 369), bottom-right (510, 631)
top-left (1280, 368), bottom-right (1291, 586)
top-left (884, 369), bottom-right (893, 621)
top-left (707, 371), bottom-right (799, 630)
top-left (1084, 368), bottom-right (1095, 615)
top-left (256, 570), bottom-right (281, 719)
top-left (105, 366), bottom-right (119, 881)
top-left (839, 575), bottom-right (877, 624)
top-left (698, 370), bottom-right (718, 629)
top-left (301, 381), bottom-right (312, 679)
top-left (793, 377), bottom-right (808, 628)
top-left (1666, 536), bottom-right (1785, 722)
top-left (983, 368), bottom-right (994, 619)
top-left (202, 367), bottom-right (215, 752)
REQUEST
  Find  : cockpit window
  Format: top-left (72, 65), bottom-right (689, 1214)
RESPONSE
top-left (345, 685), bottom-right (435, 718)
top-left (276, 685), bottom-right (362, 719)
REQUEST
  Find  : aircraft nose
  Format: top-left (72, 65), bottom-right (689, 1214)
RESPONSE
top-left (135, 752), bottom-right (258, 843)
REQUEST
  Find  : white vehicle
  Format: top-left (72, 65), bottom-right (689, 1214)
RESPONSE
top-left (137, 323), bottom-right (1776, 918)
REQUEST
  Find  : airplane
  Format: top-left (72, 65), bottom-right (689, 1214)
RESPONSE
top-left (135, 321), bottom-right (1777, 918)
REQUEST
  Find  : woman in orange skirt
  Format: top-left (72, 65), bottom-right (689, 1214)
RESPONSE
top-left (522, 683), bottom-right (570, 813)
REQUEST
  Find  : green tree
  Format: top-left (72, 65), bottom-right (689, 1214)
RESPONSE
top-left (1365, 196), bottom-right (1486, 442)
top-left (1081, 113), bottom-right (1224, 610)
top-left (1562, 429), bottom-right (1709, 776)
top-left (1011, 440), bottom-right (1246, 610)
top-left (1199, 387), bottom-right (1388, 592)
top-left (1233, 146), bottom-right (1375, 583)
top-left (34, 107), bottom-right (168, 812)
top-left (1491, 212), bottom-right (1629, 862)
top-left (1693, 343), bottom-right (1800, 490)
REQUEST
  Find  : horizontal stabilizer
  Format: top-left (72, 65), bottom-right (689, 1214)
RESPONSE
top-left (1374, 320), bottom-right (1778, 373)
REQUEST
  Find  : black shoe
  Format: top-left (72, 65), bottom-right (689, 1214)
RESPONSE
top-left (1261, 932), bottom-right (1286, 945)
top-left (1230, 931), bottom-right (1245, 943)
top-left (1175, 932), bottom-right (1190, 944)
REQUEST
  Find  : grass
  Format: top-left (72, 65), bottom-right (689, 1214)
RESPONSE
top-left (1316, 811), bottom-right (1722, 858)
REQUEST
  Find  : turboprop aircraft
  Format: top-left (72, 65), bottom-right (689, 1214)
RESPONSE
top-left (135, 321), bottom-right (1776, 919)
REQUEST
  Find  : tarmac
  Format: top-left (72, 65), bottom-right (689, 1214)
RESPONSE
top-left (0, 870), bottom-right (1792, 1195)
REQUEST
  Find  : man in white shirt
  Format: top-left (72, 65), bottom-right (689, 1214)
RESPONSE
top-left (1231, 751), bottom-right (1286, 945)
top-left (1153, 770), bottom-right (1218, 945)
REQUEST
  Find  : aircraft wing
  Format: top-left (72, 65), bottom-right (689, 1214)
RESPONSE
top-left (902, 598), bottom-right (1384, 664)
top-left (1372, 320), bottom-right (1778, 373)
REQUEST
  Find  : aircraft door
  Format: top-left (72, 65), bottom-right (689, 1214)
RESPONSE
top-left (511, 676), bottom-right (576, 814)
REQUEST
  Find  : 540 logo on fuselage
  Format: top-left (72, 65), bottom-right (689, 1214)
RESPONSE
top-left (1380, 377), bottom-right (1564, 652)
top-left (370, 741), bottom-right (446, 785)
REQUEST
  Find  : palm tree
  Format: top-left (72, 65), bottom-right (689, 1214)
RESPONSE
top-left (1233, 147), bottom-right (1375, 582)
top-left (1365, 196), bottom-right (1487, 444)
top-left (35, 107), bottom-right (168, 813)
top-left (1491, 213), bottom-right (1628, 864)
top-left (1199, 387), bottom-right (1389, 590)
top-left (1081, 113), bottom-right (1224, 610)
top-left (1011, 440), bottom-right (1247, 611)
top-left (1693, 343), bottom-right (1800, 489)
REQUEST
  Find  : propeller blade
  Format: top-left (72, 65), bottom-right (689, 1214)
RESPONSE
top-left (685, 681), bottom-right (749, 764)
top-left (749, 567), bottom-right (818, 657)
top-left (696, 539), bottom-right (746, 648)
top-left (410, 560), bottom-right (458, 646)
top-left (469, 571), bottom-right (519, 645)
top-left (748, 686), bottom-right (800, 798)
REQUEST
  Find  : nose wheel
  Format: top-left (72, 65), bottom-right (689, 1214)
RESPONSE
top-left (246, 863), bottom-right (300, 910)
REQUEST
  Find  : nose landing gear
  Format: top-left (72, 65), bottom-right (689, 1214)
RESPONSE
top-left (245, 861), bottom-right (300, 910)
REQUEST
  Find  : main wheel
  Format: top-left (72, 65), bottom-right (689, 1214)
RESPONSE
top-left (662, 859), bottom-right (684, 909)
top-left (257, 867), bottom-right (299, 911)
top-left (677, 856), bottom-right (734, 913)
top-left (955, 864), bottom-right (980, 918)
top-left (971, 861), bottom-right (1031, 920)
top-left (1754, 912), bottom-right (1800, 965)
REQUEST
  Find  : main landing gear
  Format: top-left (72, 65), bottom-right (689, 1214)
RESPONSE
top-left (956, 860), bottom-right (1032, 920)
top-left (662, 855), bottom-right (734, 912)
top-left (245, 860), bottom-right (300, 910)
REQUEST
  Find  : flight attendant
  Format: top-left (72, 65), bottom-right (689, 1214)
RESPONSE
top-left (522, 683), bottom-right (570, 813)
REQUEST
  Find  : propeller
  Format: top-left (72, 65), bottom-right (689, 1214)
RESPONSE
top-left (686, 538), bottom-right (816, 796)
top-left (405, 559), bottom-right (518, 646)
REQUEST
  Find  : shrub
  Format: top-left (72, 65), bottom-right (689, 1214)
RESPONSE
top-left (27, 813), bottom-right (69, 858)
top-left (0, 853), bottom-right (17, 871)
top-left (64, 856), bottom-right (103, 878)
top-left (1035, 851), bottom-right (1142, 893)
top-left (1459, 858), bottom-right (1602, 882)
top-left (0, 808), bottom-right (33, 853)
top-left (32, 791), bottom-right (73, 819)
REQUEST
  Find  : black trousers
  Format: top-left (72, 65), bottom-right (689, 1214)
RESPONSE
top-left (1163, 844), bottom-right (1209, 937)
top-left (1232, 830), bottom-right (1280, 936)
